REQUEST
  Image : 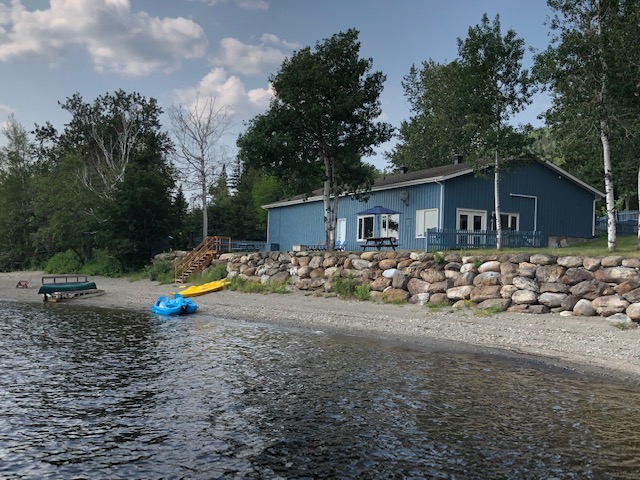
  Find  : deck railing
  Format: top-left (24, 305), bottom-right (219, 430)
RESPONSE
top-left (174, 236), bottom-right (231, 283)
top-left (425, 228), bottom-right (542, 251)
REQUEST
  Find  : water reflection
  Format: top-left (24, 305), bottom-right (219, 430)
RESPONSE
top-left (1, 301), bottom-right (640, 478)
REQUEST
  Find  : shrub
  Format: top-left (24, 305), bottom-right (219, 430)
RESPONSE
top-left (354, 284), bottom-right (370, 302)
top-left (146, 260), bottom-right (174, 284)
top-left (227, 275), bottom-right (288, 294)
top-left (80, 249), bottom-right (123, 277)
top-left (44, 250), bottom-right (83, 274)
top-left (332, 276), bottom-right (360, 298)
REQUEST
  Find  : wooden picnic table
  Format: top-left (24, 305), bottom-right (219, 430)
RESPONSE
top-left (360, 237), bottom-right (397, 251)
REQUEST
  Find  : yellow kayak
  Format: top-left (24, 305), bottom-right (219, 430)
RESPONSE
top-left (177, 279), bottom-right (231, 298)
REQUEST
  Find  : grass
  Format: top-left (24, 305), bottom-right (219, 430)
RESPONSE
top-left (425, 300), bottom-right (452, 312)
top-left (473, 305), bottom-right (504, 317)
top-left (456, 235), bottom-right (639, 258)
top-left (227, 275), bottom-right (289, 294)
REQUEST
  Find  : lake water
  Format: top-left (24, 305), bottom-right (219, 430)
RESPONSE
top-left (2, 301), bottom-right (640, 479)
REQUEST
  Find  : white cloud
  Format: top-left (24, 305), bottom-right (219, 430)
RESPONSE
top-left (174, 67), bottom-right (273, 118)
top-left (0, 0), bottom-right (208, 75)
top-left (191, 0), bottom-right (268, 11)
top-left (212, 36), bottom-right (291, 75)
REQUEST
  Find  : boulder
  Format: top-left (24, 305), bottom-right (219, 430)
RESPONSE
top-left (408, 292), bottom-right (430, 305)
top-left (379, 259), bottom-right (398, 270)
top-left (447, 286), bottom-right (474, 301)
top-left (601, 256), bottom-right (623, 267)
top-left (591, 295), bottom-right (630, 317)
top-left (606, 313), bottom-right (632, 324)
top-left (622, 258), bottom-right (640, 268)
top-left (517, 262), bottom-right (537, 278)
top-left (562, 268), bottom-right (595, 285)
top-left (570, 280), bottom-right (609, 300)
top-left (624, 288), bottom-right (640, 304)
top-left (536, 265), bottom-right (566, 283)
top-left (478, 260), bottom-right (501, 273)
top-left (509, 253), bottom-right (531, 263)
top-left (392, 273), bottom-right (409, 290)
top-left (512, 276), bottom-right (539, 292)
top-left (539, 282), bottom-right (570, 294)
top-left (614, 279), bottom-right (640, 295)
top-left (382, 288), bottom-right (410, 303)
top-left (407, 278), bottom-right (430, 295)
top-left (511, 289), bottom-right (538, 305)
top-left (557, 256), bottom-right (584, 268)
top-left (500, 284), bottom-right (518, 299)
top-left (460, 263), bottom-right (478, 274)
top-left (626, 303), bottom-right (640, 321)
top-left (445, 262), bottom-right (462, 271)
top-left (382, 268), bottom-right (400, 278)
top-left (595, 267), bottom-right (639, 284)
top-left (428, 279), bottom-right (454, 293)
top-left (476, 298), bottom-right (510, 311)
top-left (538, 292), bottom-right (568, 308)
top-left (582, 257), bottom-right (602, 271)
top-left (429, 293), bottom-right (449, 304)
top-left (270, 271), bottom-right (290, 284)
top-left (561, 295), bottom-right (580, 311)
top-left (473, 271), bottom-right (501, 286)
top-left (351, 258), bottom-right (372, 270)
top-left (420, 269), bottom-right (446, 283)
top-left (530, 253), bottom-right (557, 265)
top-left (455, 272), bottom-right (476, 286)
top-left (370, 276), bottom-right (392, 292)
top-left (470, 285), bottom-right (502, 302)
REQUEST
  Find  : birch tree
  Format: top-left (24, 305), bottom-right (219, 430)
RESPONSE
top-left (169, 94), bottom-right (236, 240)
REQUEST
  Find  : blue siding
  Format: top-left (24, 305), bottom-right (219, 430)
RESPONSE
top-left (267, 162), bottom-right (599, 251)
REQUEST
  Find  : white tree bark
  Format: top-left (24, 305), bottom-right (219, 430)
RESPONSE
top-left (601, 122), bottom-right (617, 252)
top-left (169, 93), bottom-right (236, 240)
top-left (494, 151), bottom-right (502, 250)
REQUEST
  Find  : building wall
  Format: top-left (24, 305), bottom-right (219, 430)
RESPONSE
top-left (266, 162), bottom-right (599, 251)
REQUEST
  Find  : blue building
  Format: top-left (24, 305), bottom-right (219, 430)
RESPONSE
top-left (263, 158), bottom-right (604, 251)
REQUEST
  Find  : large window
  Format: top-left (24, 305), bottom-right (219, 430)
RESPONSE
top-left (497, 212), bottom-right (519, 231)
top-left (357, 215), bottom-right (374, 240)
top-left (416, 209), bottom-right (438, 238)
top-left (381, 214), bottom-right (399, 239)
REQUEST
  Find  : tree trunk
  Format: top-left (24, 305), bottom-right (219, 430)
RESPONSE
top-left (637, 165), bottom-right (639, 249)
top-left (322, 155), bottom-right (333, 249)
top-left (202, 182), bottom-right (208, 240)
top-left (601, 121), bottom-right (616, 252)
top-left (494, 151), bottom-right (502, 250)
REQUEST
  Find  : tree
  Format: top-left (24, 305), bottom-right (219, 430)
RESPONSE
top-left (457, 14), bottom-right (534, 249)
top-left (0, 116), bottom-right (37, 268)
top-left (237, 29), bottom-right (393, 250)
top-left (168, 93), bottom-right (236, 239)
top-left (393, 15), bottom-right (533, 249)
top-left (535, 0), bottom-right (640, 252)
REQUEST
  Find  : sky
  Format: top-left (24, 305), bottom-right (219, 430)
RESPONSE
top-left (0, 0), bottom-right (555, 171)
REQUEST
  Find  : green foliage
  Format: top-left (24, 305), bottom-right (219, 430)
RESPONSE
top-left (227, 275), bottom-right (289, 294)
top-left (426, 300), bottom-right (451, 311)
top-left (44, 250), bottom-right (83, 274)
top-left (237, 28), bottom-right (393, 249)
top-left (190, 263), bottom-right (228, 283)
top-left (79, 249), bottom-right (123, 277)
top-left (145, 260), bottom-right (174, 283)
top-left (473, 305), bottom-right (504, 317)
top-left (354, 284), bottom-right (371, 301)
top-left (432, 251), bottom-right (445, 264)
top-left (332, 276), bottom-right (361, 298)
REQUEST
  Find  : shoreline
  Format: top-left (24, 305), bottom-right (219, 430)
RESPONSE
top-left (4, 271), bottom-right (640, 382)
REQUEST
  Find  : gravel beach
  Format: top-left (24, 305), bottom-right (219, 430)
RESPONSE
top-left (4, 270), bottom-right (640, 381)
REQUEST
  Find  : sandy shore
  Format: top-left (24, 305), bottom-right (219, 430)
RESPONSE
top-left (4, 271), bottom-right (640, 381)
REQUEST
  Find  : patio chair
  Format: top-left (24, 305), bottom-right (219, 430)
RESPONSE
top-left (335, 240), bottom-right (347, 251)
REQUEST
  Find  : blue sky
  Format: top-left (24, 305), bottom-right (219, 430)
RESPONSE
top-left (0, 0), bottom-right (553, 170)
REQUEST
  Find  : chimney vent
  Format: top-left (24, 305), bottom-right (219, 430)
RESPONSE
top-left (399, 165), bottom-right (409, 174)
top-left (452, 153), bottom-right (463, 165)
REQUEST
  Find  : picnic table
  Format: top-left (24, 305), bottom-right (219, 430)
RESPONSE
top-left (360, 237), bottom-right (397, 251)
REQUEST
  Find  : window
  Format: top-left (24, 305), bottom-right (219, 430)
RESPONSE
top-left (416, 209), bottom-right (438, 238)
top-left (357, 215), bottom-right (374, 240)
top-left (381, 214), bottom-right (399, 239)
top-left (498, 213), bottom-right (519, 231)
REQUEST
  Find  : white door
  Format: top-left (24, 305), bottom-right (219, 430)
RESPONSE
top-left (336, 218), bottom-right (346, 242)
top-left (456, 209), bottom-right (487, 246)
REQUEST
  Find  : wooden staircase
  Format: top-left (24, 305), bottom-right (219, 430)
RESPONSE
top-left (174, 236), bottom-right (231, 284)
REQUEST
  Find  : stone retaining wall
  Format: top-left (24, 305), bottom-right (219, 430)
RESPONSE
top-left (214, 250), bottom-right (640, 321)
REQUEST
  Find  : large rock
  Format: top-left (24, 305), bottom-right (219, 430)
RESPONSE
top-left (500, 284), bottom-right (518, 299)
top-left (370, 276), bottom-right (392, 292)
top-left (408, 293), bottom-right (430, 305)
top-left (622, 258), bottom-right (640, 268)
top-left (591, 295), bottom-right (630, 317)
top-left (379, 259), bottom-right (398, 270)
top-left (601, 256), bottom-right (623, 267)
top-left (562, 268), bottom-right (595, 285)
top-left (624, 288), bottom-right (640, 304)
top-left (582, 257), bottom-right (602, 271)
top-left (538, 292), bottom-right (567, 308)
top-left (539, 282), bottom-right (570, 294)
top-left (455, 272), bottom-right (476, 287)
top-left (445, 262), bottom-right (462, 271)
top-left (470, 285), bottom-right (502, 302)
top-left (407, 278), bottom-right (430, 295)
top-left (512, 276), bottom-right (539, 292)
top-left (570, 280), bottom-right (609, 300)
top-left (428, 279), bottom-right (454, 293)
top-left (392, 273), bottom-right (409, 290)
top-left (420, 268), bottom-right (446, 283)
top-left (473, 271), bottom-right (501, 287)
top-left (460, 263), bottom-right (478, 274)
top-left (296, 265), bottom-right (312, 278)
top-left (530, 253), bottom-right (557, 265)
top-left (500, 262), bottom-right (518, 285)
top-left (351, 258), bottom-right (372, 270)
top-left (360, 251), bottom-right (377, 261)
top-left (447, 286), bottom-right (473, 300)
top-left (626, 303), bottom-right (640, 321)
top-left (382, 268), bottom-right (400, 278)
top-left (382, 288), bottom-right (410, 303)
top-left (509, 253), bottom-right (531, 264)
top-left (478, 260), bottom-right (501, 273)
top-left (536, 265), bottom-right (566, 283)
top-left (476, 298), bottom-right (511, 311)
top-left (270, 271), bottom-right (290, 284)
top-left (561, 295), bottom-right (580, 311)
top-left (557, 256), bottom-right (584, 268)
top-left (573, 298), bottom-right (596, 316)
top-left (517, 262), bottom-right (537, 278)
top-left (511, 289), bottom-right (538, 305)
top-left (595, 267), bottom-right (639, 284)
